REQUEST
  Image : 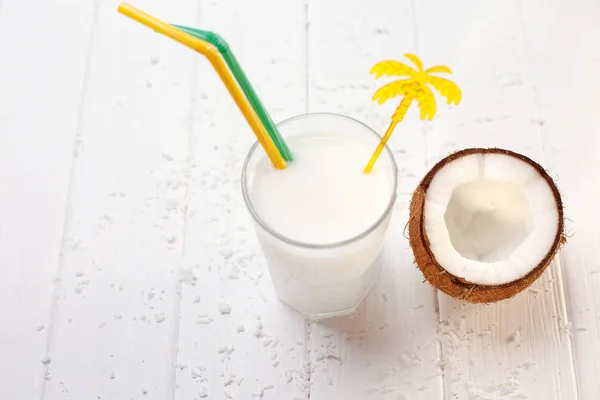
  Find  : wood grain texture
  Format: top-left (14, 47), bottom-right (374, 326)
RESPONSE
top-left (414, 0), bottom-right (578, 398)
top-left (173, 1), bottom-right (309, 399)
top-left (0, 0), bottom-right (96, 398)
top-left (0, 0), bottom-right (599, 399)
top-left (42, 1), bottom-right (198, 398)
top-left (307, 1), bottom-right (442, 399)
top-left (519, 0), bottom-right (600, 398)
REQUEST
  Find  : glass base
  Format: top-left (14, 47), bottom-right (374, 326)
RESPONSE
top-left (280, 298), bottom-right (361, 321)
top-left (277, 269), bottom-right (380, 321)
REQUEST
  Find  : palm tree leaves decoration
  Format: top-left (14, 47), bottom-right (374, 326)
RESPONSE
top-left (364, 53), bottom-right (462, 173)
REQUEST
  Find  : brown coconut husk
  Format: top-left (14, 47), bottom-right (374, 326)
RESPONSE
top-left (408, 148), bottom-right (566, 303)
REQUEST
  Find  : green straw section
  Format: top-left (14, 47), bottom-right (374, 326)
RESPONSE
top-left (173, 24), bottom-right (294, 162)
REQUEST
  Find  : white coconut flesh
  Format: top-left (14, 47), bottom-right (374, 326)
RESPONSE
top-left (423, 153), bottom-right (560, 286)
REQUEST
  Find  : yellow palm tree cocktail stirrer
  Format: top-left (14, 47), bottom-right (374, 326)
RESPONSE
top-left (364, 53), bottom-right (462, 173)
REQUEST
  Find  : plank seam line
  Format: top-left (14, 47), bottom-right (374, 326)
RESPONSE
top-left (167, 2), bottom-right (204, 397)
top-left (303, 1), bottom-right (313, 399)
top-left (39, 1), bottom-right (101, 399)
top-left (306, 320), bottom-right (313, 400)
top-left (515, 1), bottom-right (580, 399)
top-left (304, 0), bottom-right (310, 115)
top-left (411, 0), bottom-right (444, 397)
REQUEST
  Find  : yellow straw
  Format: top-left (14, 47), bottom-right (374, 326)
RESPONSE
top-left (118, 3), bottom-right (286, 170)
top-left (363, 121), bottom-right (398, 173)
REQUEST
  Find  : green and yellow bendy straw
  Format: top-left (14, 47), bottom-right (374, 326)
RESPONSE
top-left (172, 24), bottom-right (294, 162)
top-left (117, 3), bottom-right (288, 170)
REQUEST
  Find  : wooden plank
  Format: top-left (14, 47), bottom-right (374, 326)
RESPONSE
top-left (414, 0), bottom-right (578, 398)
top-left (41, 1), bottom-right (199, 399)
top-left (307, 1), bottom-right (443, 399)
top-left (519, 0), bottom-right (600, 398)
top-left (0, 0), bottom-right (96, 398)
top-left (2, 1), bottom-right (596, 399)
top-left (173, 0), bottom-right (309, 399)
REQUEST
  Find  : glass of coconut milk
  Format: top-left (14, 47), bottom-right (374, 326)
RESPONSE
top-left (242, 113), bottom-right (398, 320)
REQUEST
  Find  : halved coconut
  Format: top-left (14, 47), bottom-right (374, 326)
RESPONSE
top-left (409, 148), bottom-right (565, 303)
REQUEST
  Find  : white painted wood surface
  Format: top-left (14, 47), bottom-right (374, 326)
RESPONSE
top-left (1, 0), bottom-right (599, 399)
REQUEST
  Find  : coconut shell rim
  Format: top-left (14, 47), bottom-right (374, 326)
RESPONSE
top-left (413, 147), bottom-right (565, 290)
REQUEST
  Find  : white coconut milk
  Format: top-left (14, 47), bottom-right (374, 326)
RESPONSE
top-left (246, 122), bottom-right (396, 318)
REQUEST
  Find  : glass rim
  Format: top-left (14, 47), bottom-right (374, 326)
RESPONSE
top-left (241, 112), bottom-right (398, 250)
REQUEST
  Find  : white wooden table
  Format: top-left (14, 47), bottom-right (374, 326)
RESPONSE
top-left (1, 0), bottom-right (599, 399)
